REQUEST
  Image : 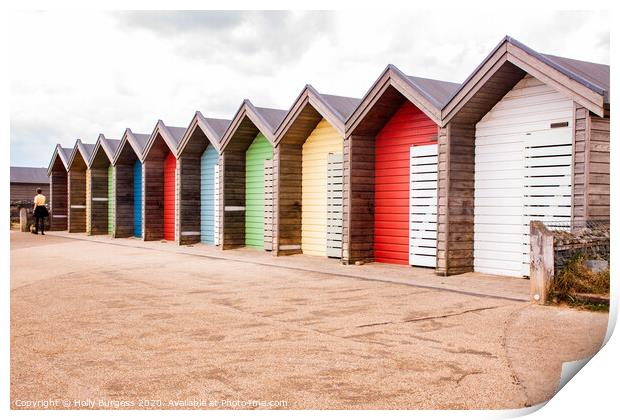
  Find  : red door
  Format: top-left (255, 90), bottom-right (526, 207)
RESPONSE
top-left (374, 102), bottom-right (437, 265)
top-left (163, 152), bottom-right (176, 241)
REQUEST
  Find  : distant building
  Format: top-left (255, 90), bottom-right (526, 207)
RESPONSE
top-left (10, 166), bottom-right (50, 204)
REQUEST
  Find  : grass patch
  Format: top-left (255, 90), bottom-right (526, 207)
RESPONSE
top-left (549, 253), bottom-right (609, 310)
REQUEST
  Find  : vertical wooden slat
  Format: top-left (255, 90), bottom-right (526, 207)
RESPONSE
top-left (221, 150), bottom-right (246, 250)
top-left (409, 144), bottom-right (438, 267)
top-left (49, 169), bottom-right (68, 231)
top-left (88, 166), bottom-right (109, 235)
top-left (68, 168), bottom-right (87, 233)
top-left (273, 142), bottom-right (302, 255)
top-left (108, 165), bottom-right (114, 235)
top-left (214, 163), bottom-right (220, 246)
top-left (342, 134), bottom-right (375, 264)
top-left (264, 159), bottom-right (274, 251)
top-left (326, 153), bottom-right (343, 258)
top-left (85, 169), bottom-right (92, 234)
top-left (112, 164), bottom-right (134, 238)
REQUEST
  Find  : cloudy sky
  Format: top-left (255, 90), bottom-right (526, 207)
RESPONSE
top-left (9, 10), bottom-right (609, 167)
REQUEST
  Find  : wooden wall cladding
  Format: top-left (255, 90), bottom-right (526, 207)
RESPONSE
top-left (245, 134), bottom-right (272, 249)
top-left (142, 135), bottom-right (172, 241)
top-left (472, 75), bottom-right (573, 277)
top-left (587, 114), bottom-right (610, 220)
top-left (134, 162), bottom-right (143, 237)
top-left (86, 170), bottom-right (91, 234)
top-left (264, 159), bottom-right (274, 251)
top-left (88, 167), bottom-right (109, 235)
top-left (113, 164), bottom-right (134, 238)
top-left (163, 152), bottom-right (176, 241)
top-left (436, 62), bottom-right (524, 276)
top-left (273, 142), bottom-right (302, 255)
top-left (68, 168), bottom-right (87, 233)
top-left (11, 183), bottom-right (49, 203)
top-left (374, 102), bottom-right (437, 265)
top-left (143, 158), bottom-right (164, 241)
top-left (326, 153), bottom-right (344, 258)
top-left (177, 156), bottom-right (201, 245)
top-left (573, 106), bottom-right (610, 225)
top-left (108, 165), bottom-right (114, 235)
top-left (342, 134), bottom-right (375, 264)
top-left (221, 149), bottom-right (246, 249)
top-left (49, 168), bottom-right (68, 231)
top-left (200, 145), bottom-right (219, 245)
top-left (300, 120), bottom-right (342, 257)
top-left (435, 121), bottom-right (475, 276)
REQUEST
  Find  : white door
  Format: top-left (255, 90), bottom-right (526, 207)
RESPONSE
top-left (213, 163), bottom-right (220, 246)
top-left (474, 75), bottom-right (573, 277)
top-left (264, 159), bottom-right (274, 251)
top-left (326, 153), bottom-right (343, 258)
top-left (409, 144), bottom-right (438, 267)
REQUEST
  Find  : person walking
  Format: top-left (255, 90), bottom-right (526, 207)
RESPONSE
top-left (32, 188), bottom-right (49, 235)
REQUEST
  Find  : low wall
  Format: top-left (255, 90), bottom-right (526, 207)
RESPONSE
top-left (553, 225), bottom-right (610, 275)
top-left (10, 201), bottom-right (34, 223)
top-left (529, 221), bottom-right (609, 304)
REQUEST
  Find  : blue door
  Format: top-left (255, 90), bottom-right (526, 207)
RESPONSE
top-left (200, 144), bottom-right (218, 244)
top-left (133, 161), bottom-right (142, 238)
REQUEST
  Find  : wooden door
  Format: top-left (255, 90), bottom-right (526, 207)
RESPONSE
top-left (163, 152), bottom-right (176, 241)
top-left (474, 75), bottom-right (573, 277)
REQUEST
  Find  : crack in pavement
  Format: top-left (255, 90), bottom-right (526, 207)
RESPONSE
top-left (354, 305), bottom-right (505, 329)
top-left (500, 303), bottom-right (532, 407)
top-left (456, 370), bottom-right (484, 385)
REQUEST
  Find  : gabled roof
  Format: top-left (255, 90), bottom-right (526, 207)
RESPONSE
top-left (47, 144), bottom-right (72, 175)
top-left (275, 85), bottom-right (361, 146)
top-left (11, 166), bottom-right (49, 184)
top-left (219, 100), bottom-right (287, 152)
top-left (89, 134), bottom-right (121, 167)
top-left (142, 120), bottom-right (187, 159)
top-left (442, 35), bottom-right (610, 123)
top-left (346, 64), bottom-right (460, 136)
top-left (67, 139), bottom-right (95, 170)
top-left (113, 128), bottom-right (150, 164)
top-left (176, 111), bottom-right (231, 156)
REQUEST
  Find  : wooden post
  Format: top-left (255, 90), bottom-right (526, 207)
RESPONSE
top-left (19, 208), bottom-right (29, 232)
top-left (530, 221), bottom-right (555, 304)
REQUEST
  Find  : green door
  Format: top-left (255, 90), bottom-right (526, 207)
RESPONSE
top-left (245, 133), bottom-right (272, 249)
top-left (108, 165), bottom-right (114, 235)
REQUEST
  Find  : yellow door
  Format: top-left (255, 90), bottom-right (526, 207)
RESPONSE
top-left (301, 119), bottom-right (343, 256)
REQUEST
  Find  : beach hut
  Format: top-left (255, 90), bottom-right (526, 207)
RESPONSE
top-left (344, 65), bottom-right (459, 267)
top-left (47, 144), bottom-right (72, 231)
top-left (86, 134), bottom-right (121, 235)
top-left (175, 111), bottom-right (230, 246)
top-left (438, 36), bottom-right (610, 277)
top-left (111, 129), bottom-right (150, 238)
top-left (141, 121), bottom-right (186, 242)
top-left (66, 139), bottom-right (95, 233)
top-left (218, 100), bottom-right (286, 250)
top-left (274, 85), bottom-right (360, 258)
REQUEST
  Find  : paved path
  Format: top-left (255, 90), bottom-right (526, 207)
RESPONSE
top-left (46, 231), bottom-right (531, 302)
top-left (10, 232), bottom-right (608, 409)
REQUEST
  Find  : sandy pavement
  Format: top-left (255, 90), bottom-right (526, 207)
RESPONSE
top-left (10, 231), bottom-right (608, 409)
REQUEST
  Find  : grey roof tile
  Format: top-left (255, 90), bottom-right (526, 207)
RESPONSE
top-left (11, 166), bottom-right (49, 184)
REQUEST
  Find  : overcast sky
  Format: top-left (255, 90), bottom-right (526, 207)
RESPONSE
top-left (9, 10), bottom-right (609, 167)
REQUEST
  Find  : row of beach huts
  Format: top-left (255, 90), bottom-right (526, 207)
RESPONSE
top-left (46, 37), bottom-right (610, 278)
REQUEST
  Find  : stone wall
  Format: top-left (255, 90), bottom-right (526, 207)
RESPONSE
top-left (552, 224), bottom-right (610, 276)
top-left (529, 221), bottom-right (609, 304)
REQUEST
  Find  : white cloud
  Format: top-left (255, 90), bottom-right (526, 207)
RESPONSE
top-left (9, 10), bottom-right (609, 167)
